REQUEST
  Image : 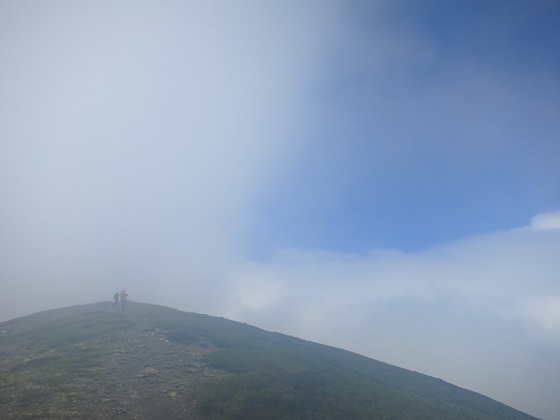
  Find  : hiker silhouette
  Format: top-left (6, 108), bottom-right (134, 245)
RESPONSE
top-left (118, 289), bottom-right (128, 310)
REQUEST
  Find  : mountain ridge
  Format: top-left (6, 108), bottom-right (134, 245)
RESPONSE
top-left (0, 302), bottom-right (539, 419)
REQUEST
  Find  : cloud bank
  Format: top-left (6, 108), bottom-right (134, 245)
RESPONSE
top-left (227, 213), bottom-right (560, 337)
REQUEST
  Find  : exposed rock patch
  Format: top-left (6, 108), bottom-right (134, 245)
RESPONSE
top-left (0, 304), bottom-right (226, 419)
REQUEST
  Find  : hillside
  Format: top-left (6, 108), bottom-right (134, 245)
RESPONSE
top-left (0, 302), bottom-right (539, 419)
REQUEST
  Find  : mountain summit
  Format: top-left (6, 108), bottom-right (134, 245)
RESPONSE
top-left (0, 302), bottom-right (538, 419)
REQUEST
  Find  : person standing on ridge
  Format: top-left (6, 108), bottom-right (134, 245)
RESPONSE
top-left (119, 289), bottom-right (128, 310)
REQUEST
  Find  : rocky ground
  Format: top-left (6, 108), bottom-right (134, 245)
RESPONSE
top-left (80, 326), bottom-right (225, 419)
top-left (0, 305), bottom-right (226, 419)
top-left (1, 302), bottom-right (541, 420)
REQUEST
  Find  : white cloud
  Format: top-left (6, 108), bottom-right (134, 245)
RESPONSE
top-left (231, 278), bottom-right (287, 312)
top-left (523, 296), bottom-right (560, 332)
top-left (228, 220), bottom-right (560, 329)
top-left (530, 211), bottom-right (560, 230)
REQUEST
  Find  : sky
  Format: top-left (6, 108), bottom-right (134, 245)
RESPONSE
top-left (1, 1), bottom-right (559, 418)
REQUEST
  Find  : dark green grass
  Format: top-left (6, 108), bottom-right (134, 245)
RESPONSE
top-left (0, 302), bottom-right (537, 420)
top-left (0, 306), bottom-right (133, 414)
top-left (135, 303), bottom-right (530, 419)
top-left (197, 367), bottom-right (494, 420)
top-left (13, 311), bottom-right (134, 348)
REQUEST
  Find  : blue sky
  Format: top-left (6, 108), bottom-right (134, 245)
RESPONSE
top-left (1, 1), bottom-right (559, 419)
top-left (247, 0), bottom-right (560, 256)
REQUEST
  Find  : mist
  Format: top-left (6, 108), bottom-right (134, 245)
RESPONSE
top-left (1, 1), bottom-right (559, 419)
top-left (0, 0), bottom-right (339, 317)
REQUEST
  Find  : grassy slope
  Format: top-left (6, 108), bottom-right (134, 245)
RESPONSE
top-left (0, 302), bottom-right (539, 420)
top-left (128, 302), bottom-right (538, 420)
top-left (0, 307), bottom-right (135, 418)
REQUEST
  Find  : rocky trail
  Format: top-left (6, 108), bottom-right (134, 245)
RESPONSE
top-left (0, 305), bottom-right (226, 419)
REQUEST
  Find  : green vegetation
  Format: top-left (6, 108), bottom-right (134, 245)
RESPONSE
top-left (197, 367), bottom-right (494, 420)
top-left (0, 302), bottom-right (537, 420)
top-left (0, 306), bottom-right (134, 418)
top-left (141, 302), bottom-right (529, 419)
top-left (13, 311), bottom-right (134, 348)
top-left (194, 335), bottom-right (497, 420)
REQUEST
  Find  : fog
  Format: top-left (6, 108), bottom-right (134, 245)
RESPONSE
top-left (1, 0), bottom-right (339, 316)
top-left (1, 2), bottom-right (559, 419)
